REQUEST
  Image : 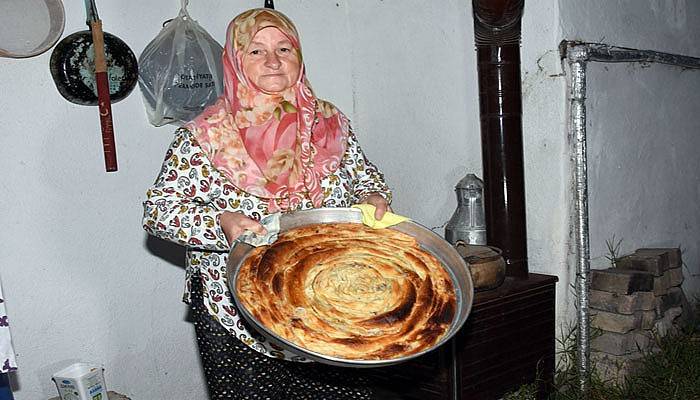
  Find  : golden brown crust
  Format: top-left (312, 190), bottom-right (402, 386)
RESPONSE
top-left (235, 222), bottom-right (456, 360)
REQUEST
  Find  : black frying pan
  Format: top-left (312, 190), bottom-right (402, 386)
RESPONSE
top-left (50, 30), bottom-right (137, 106)
top-left (49, 0), bottom-right (137, 172)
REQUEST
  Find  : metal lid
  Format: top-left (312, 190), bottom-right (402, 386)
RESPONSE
top-left (455, 173), bottom-right (484, 191)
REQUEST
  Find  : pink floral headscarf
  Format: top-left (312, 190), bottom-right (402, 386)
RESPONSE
top-left (184, 9), bottom-right (349, 212)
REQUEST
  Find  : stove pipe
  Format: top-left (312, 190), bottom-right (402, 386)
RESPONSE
top-left (472, 0), bottom-right (528, 278)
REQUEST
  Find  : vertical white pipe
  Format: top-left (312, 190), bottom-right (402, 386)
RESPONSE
top-left (562, 40), bottom-right (700, 396)
top-left (566, 45), bottom-right (591, 394)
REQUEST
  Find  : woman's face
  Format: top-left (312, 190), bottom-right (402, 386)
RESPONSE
top-left (242, 27), bottom-right (300, 93)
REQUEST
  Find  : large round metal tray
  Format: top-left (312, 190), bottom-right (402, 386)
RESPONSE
top-left (226, 207), bottom-right (474, 367)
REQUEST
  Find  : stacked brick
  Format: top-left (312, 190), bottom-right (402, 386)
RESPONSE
top-left (588, 248), bottom-right (687, 383)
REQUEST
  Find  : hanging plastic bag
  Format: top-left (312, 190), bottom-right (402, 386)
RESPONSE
top-left (138, 0), bottom-right (223, 127)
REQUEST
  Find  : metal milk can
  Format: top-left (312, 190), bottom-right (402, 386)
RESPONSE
top-left (444, 173), bottom-right (486, 245)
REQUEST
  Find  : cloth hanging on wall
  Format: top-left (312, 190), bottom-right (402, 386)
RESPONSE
top-left (0, 277), bottom-right (17, 373)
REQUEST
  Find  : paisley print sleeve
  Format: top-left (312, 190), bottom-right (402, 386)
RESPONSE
top-left (142, 129), bottom-right (230, 251)
top-left (345, 130), bottom-right (393, 204)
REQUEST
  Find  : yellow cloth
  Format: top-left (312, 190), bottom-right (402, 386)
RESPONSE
top-left (351, 204), bottom-right (410, 229)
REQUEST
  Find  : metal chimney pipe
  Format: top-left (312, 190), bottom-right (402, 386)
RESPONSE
top-left (472, 0), bottom-right (528, 278)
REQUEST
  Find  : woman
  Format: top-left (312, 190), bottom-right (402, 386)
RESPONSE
top-left (143, 8), bottom-right (391, 400)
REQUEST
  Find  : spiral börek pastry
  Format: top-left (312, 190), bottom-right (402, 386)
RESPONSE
top-left (235, 222), bottom-right (456, 360)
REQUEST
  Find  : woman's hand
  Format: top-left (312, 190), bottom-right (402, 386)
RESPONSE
top-left (360, 193), bottom-right (392, 220)
top-left (219, 211), bottom-right (267, 244)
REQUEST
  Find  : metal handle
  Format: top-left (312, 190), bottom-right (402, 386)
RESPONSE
top-left (84, 0), bottom-right (99, 24)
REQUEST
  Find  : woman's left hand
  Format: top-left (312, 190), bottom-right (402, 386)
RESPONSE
top-left (360, 193), bottom-right (391, 220)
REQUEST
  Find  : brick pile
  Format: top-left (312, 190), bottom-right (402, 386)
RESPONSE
top-left (588, 248), bottom-right (688, 383)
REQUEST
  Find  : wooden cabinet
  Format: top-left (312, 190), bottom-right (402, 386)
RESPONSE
top-left (366, 273), bottom-right (558, 400)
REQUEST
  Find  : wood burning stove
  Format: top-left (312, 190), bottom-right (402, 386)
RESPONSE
top-left (364, 1), bottom-right (559, 398)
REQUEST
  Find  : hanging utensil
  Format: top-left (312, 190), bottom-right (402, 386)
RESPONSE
top-left (50, 30), bottom-right (137, 106)
top-left (49, 0), bottom-right (138, 172)
top-left (84, 0), bottom-right (117, 171)
top-left (0, 0), bottom-right (65, 58)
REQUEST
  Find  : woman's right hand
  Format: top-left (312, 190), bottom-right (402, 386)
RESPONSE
top-left (219, 211), bottom-right (267, 244)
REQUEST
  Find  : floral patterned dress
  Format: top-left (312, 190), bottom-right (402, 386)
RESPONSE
top-left (143, 127), bottom-right (391, 361)
top-left (0, 276), bottom-right (17, 373)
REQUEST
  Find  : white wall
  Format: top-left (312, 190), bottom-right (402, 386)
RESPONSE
top-left (1, 0), bottom-right (697, 398)
top-left (345, 0), bottom-right (480, 226)
top-left (0, 1), bottom-right (482, 398)
top-left (559, 0), bottom-right (700, 302)
top-left (519, 1), bottom-right (572, 323)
